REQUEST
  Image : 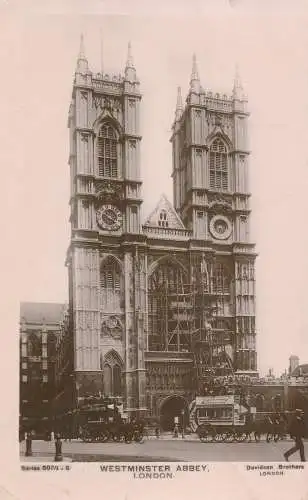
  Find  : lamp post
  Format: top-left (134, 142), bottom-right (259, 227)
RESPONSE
top-left (181, 409), bottom-right (185, 439)
top-left (75, 381), bottom-right (81, 439)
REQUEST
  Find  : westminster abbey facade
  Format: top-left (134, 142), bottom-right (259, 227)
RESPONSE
top-left (55, 39), bottom-right (257, 423)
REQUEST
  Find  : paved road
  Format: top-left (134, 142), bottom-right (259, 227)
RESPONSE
top-left (19, 438), bottom-right (307, 462)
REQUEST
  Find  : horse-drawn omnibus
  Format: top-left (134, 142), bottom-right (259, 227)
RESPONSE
top-left (189, 395), bottom-right (288, 443)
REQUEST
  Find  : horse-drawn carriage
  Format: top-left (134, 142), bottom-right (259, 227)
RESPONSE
top-left (190, 395), bottom-right (288, 443)
top-left (79, 418), bottom-right (145, 444)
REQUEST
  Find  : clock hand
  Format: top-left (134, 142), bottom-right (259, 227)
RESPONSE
top-left (103, 212), bottom-right (118, 225)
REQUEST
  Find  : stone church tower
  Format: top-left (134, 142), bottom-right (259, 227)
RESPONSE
top-left (170, 58), bottom-right (257, 377)
top-left (65, 39), bottom-right (257, 422)
top-left (67, 38), bottom-right (147, 413)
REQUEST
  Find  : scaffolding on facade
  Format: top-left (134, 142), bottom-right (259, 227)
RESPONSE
top-left (148, 255), bottom-right (235, 391)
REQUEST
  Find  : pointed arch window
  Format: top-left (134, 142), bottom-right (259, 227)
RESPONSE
top-left (97, 123), bottom-right (118, 178)
top-left (100, 257), bottom-right (122, 311)
top-left (209, 137), bottom-right (228, 191)
top-left (102, 351), bottom-right (123, 397)
top-left (103, 364), bottom-right (112, 395)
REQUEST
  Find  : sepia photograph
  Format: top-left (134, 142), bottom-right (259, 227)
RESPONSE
top-left (13, 5), bottom-right (308, 467)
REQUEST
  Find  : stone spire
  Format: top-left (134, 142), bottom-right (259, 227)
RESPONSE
top-left (100, 30), bottom-right (104, 75)
top-left (190, 53), bottom-right (200, 94)
top-left (175, 86), bottom-right (183, 121)
top-left (76, 33), bottom-right (89, 74)
top-left (124, 41), bottom-right (137, 81)
top-left (232, 63), bottom-right (245, 99)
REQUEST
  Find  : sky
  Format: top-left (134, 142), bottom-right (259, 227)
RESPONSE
top-left (2, 1), bottom-right (308, 378)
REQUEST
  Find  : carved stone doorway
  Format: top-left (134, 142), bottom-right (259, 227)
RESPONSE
top-left (159, 395), bottom-right (189, 431)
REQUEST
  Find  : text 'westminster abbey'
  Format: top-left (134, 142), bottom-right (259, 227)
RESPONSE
top-left (56, 38), bottom-right (257, 420)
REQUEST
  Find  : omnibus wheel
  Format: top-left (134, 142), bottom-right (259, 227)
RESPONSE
top-left (215, 432), bottom-right (227, 443)
top-left (224, 431), bottom-right (235, 443)
top-left (235, 432), bottom-right (247, 442)
top-left (200, 431), bottom-right (214, 443)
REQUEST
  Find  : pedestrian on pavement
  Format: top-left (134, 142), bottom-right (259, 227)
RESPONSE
top-left (173, 424), bottom-right (179, 438)
top-left (284, 409), bottom-right (306, 462)
top-left (51, 430), bottom-right (55, 441)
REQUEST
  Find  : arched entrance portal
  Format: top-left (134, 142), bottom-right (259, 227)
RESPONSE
top-left (160, 396), bottom-right (189, 431)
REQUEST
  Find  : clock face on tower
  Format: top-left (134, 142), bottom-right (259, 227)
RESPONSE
top-left (96, 204), bottom-right (122, 231)
top-left (209, 215), bottom-right (232, 240)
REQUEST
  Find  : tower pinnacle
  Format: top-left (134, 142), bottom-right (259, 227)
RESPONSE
top-left (124, 41), bottom-right (137, 81)
top-left (100, 30), bottom-right (104, 75)
top-left (190, 53), bottom-right (200, 94)
top-left (233, 63), bottom-right (245, 99)
top-left (79, 34), bottom-right (86, 60)
top-left (126, 41), bottom-right (134, 68)
top-left (76, 33), bottom-right (89, 74)
top-left (175, 86), bottom-right (183, 121)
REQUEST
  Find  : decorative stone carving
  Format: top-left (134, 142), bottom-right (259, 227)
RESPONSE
top-left (95, 180), bottom-right (123, 204)
top-left (100, 315), bottom-right (123, 339)
top-left (93, 95), bottom-right (122, 113)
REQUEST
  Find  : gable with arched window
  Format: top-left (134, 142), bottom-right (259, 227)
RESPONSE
top-left (97, 123), bottom-right (118, 178)
top-left (100, 257), bottom-right (122, 312)
top-left (209, 137), bottom-right (229, 191)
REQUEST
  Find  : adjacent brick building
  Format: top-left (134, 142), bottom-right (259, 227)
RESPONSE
top-left (19, 302), bottom-right (66, 435)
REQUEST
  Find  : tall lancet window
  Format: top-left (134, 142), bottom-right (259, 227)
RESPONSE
top-left (100, 257), bottom-right (122, 312)
top-left (209, 137), bottom-right (228, 191)
top-left (97, 123), bottom-right (118, 178)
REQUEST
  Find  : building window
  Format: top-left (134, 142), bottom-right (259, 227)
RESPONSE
top-left (28, 332), bottom-right (42, 357)
top-left (21, 362), bottom-right (27, 370)
top-left (158, 210), bottom-right (168, 228)
top-left (102, 351), bottom-right (123, 397)
top-left (97, 123), bottom-right (118, 178)
top-left (42, 374), bottom-right (48, 383)
top-left (131, 206), bottom-right (138, 232)
top-left (42, 360), bottom-right (48, 370)
top-left (100, 257), bottom-right (122, 312)
top-left (22, 375), bottom-right (27, 383)
top-left (209, 137), bottom-right (228, 191)
top-left (103, 364), bottom-right (112, 394)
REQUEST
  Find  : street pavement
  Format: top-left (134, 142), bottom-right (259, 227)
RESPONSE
top-left (19, 437), bottom-right (307, 462)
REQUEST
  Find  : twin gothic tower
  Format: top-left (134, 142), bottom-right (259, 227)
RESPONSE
top-left (66, 38), bottom-right (257, 417)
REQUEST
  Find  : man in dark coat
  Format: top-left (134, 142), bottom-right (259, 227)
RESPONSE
top-left (284, 409), bottom-right (306, 462)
